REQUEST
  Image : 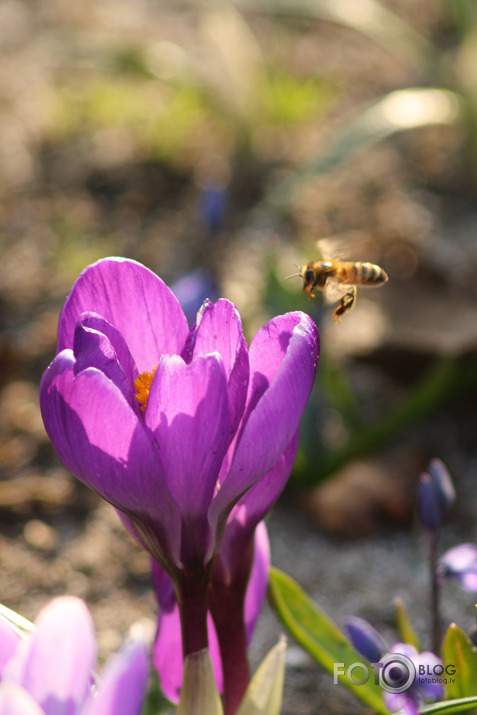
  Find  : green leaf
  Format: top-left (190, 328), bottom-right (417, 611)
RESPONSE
top-left (236, 636), bottom-right (286, 715)
top-left (442, 623), bottom-right (477, 699)
top-left (420, 697), bottom-right (477, 714)
top-left (0, 603), bottom-right (34, 635)
top-left (177, 649), bottom-right (223, 715)
top-left (394, 598), bottom-right (420, 650)
top-left (268, 568), bottom-right (389, 714)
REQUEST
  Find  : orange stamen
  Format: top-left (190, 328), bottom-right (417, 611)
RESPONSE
top-left (134, 365), bottom-right (158, 411)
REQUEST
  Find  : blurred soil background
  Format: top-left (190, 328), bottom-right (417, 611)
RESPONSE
top-left (1, 0), bottom-right (477, 712)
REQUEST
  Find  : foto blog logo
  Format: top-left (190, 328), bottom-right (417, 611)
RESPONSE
top-left (333, 654), bottom-right (456, 694)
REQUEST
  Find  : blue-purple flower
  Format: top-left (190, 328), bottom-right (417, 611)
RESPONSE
top-left (344, 617), bottom-right (444, 715)
top-left (40, 257), bottom-right (319, 660)
top-left (385, 644), bottom-right (444, 715)
top-left (344, 615), bottom-right (387, 663)
top-left (439, 543), bottom-right (477, 591)
top-left (0, 596), bottom-right (148, 715)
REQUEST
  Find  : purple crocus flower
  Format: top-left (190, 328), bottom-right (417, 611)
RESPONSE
top-left (40, 257), bottom-right (319, 661)
top-left (439, 543), bottom-right (477, 591)
top-left (344, 618), bottom-right (443, 715)
top-left (384, 643), bottom-right (444, 715)
top-left (0, 596), bottom-right (148, 715)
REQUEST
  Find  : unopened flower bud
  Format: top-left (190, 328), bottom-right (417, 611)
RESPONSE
top-left (417, 459), bottom-right (455, 531)
top-left (344, 616), bottom-right (387, 663)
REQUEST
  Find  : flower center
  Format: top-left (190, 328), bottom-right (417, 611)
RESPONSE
top-left (134, 366), bottom-right (158, 411)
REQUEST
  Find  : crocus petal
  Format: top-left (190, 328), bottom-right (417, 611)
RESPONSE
top-left (40, 353), bottom-right (182, 567)
top-left (186, 300), bottom-right (249, 445)
top-left (459, 572), bottom-right (477, 590)
top-left (145, 354), bottom-right (229, 561)
top-left (234, 431), bottom-right (299, 535)
top-left (4, 596), bottom-right (96, 715)
top-left (40, 354), bottom-right (157, 505)
top-left (0, 683), bottom-right (44, 715)
top-left (73, 322), bottom-right (135, 410)
top-left (389, 643), bottom-right (418, 660)
top-left (210, 312), bottom-right (318, 532)
top-left (415, 651), bottom-right (444, 700)
top-left (153, 594), bottom-right (223, 703)
top-left (440, 543), bottom-right (477, 571)
top-left (57, 258), bottom-right (189, 372)
top-left (153, 602), bottom-right (183, 703)
top-left (228, 312), bottom-right (318, 489)
top-left (152, 559), bottom-right (177, 613)
top-left (76, 312), bottom-right (139, 389)
top-left (244, 522), bottom-right (270, 643)
top-left (0, 617), bottom-right (22, 677)
top-left (439, 543), bottom-right (477, 591)
top-left (215, 435), bottom-right (297, 582)
top-left (384, 691), bottom-right (419, 715)
top-left (83, 640), bottom-right (149, 715)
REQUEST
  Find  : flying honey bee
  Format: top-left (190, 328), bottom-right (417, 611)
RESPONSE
top-left (287, 258), bottom-right (388, 322)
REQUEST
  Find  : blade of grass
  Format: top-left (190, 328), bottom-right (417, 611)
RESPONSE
top-left (264, 88), bottom-right (462, 212)
top-left (237, 0), bottom-right (439, 72)
top-left (420, 697), bottom-right (477, 714)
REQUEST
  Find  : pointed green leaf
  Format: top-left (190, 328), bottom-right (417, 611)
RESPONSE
top-left (420, 696), bottom-right (477, 714)
top-left (177, 649), bottom-right (223, 715)
top-left (394, 598), bottom-right (420, 650)
top-left (268, 568), bottom-right (389, 714)
top-left (442, 623), bottom-right (477, 699)
top-left (236, 636), bottom-right (286, 715)
top-left (0, 603), bottom-right (34, 635)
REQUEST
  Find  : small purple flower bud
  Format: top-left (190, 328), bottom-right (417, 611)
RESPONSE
top-left (344, 616), bottom-right (388, 663)
top-left (417, 459), bottom-right (455, 531)
top-left (200, 184), bottom-right (228, 235)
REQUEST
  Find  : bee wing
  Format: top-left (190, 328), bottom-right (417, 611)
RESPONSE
top-left (315, 231), bottom-right (370, 261)
top-left (321, 277), bottom-right (350, 305)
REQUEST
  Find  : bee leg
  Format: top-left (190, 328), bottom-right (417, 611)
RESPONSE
top-left (333, 286), bottom-right (357, 322)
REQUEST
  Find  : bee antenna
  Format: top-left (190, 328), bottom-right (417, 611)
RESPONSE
top-left (285, 263), bottom-right (302, 280)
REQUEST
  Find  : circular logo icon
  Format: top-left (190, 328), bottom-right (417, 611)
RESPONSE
top-left (378, 653), bottom-right (416, 694)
